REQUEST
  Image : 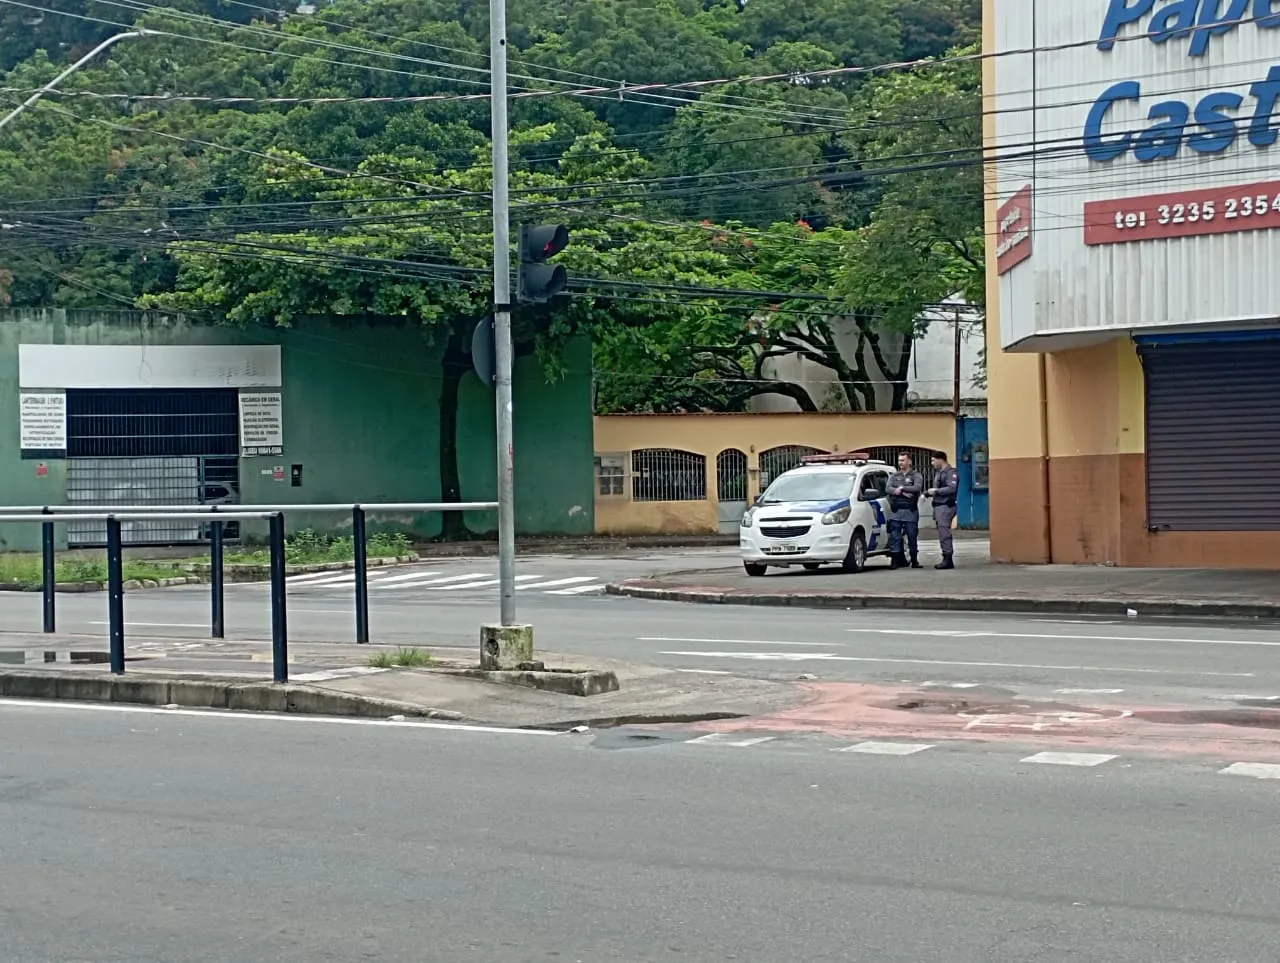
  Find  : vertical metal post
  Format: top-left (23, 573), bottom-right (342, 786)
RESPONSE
top-left (41, 517), bottom-right (55, 634)
top-left (352, 505), bottom-right (369, 644)
top-left (269, 512), bottom-right (288, 683)
top-left (210, 517), bottom-right (225, 639)
top-left (490, 0), bottom-right (517, 627)
top-left (105, 516), bottom-right (125, 675)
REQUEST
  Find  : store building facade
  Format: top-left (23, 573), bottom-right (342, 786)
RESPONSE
top-left (984, 0), bottom-right (1280, 567)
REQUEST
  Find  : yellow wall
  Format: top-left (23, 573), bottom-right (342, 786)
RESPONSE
top-left (593, 412), bottom-right (958, 534)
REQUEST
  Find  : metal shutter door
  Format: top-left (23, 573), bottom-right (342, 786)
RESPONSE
top-left (1141, 339), bottom-right (1280, 531)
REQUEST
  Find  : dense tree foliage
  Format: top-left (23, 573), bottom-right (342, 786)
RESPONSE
top-left (0, 0), bottom-right (984, 446)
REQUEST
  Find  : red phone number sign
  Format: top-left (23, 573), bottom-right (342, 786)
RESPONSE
top-left (1084, 180), bottom-right (1280, 246)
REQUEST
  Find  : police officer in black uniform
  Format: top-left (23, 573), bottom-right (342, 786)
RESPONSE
top-left (927, 450), bottom-right (959, 570)
top-left (886, 452), bottom-right (924, 569)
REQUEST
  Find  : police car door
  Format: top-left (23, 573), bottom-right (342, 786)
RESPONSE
top-left (860, 469), bottom-right (890, 554)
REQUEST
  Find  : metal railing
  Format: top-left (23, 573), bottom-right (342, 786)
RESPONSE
top-left (0, 512), bottom-right (284, 679)
top-left (2, 502), bottom-right (498, 676)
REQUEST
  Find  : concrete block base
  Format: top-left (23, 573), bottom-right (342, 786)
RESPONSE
top-left (480, 624), bottom-right (534, 670)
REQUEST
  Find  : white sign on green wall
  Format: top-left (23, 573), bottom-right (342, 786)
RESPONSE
top-left (239, 391), bottom-right (283, 457)
top-left (19, 391), bottom-right (66, 457)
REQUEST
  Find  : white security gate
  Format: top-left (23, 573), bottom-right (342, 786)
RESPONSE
top-left (66, 457), bottom-right (204, 546)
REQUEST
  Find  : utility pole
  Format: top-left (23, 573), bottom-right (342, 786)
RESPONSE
top-left (481, 0), bottom-right (533, 669)
top-left (0, 30), bottom-right (156, 135)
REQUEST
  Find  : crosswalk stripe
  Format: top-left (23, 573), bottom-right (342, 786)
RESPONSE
top-left (837, 741), bottom-right (934, 755)
top-left (1020, 751), bottom-right (1116, 767)
top-left (687, 733), bottom-right (775, 747)
top-left (546, 583), bottom-right (603, 595)
top-left (374, 570), bottom-right (445, 584)
top-left (376, 573), bottom-right (489, 590)
top-left (1220, 762), bottom-right (1280, 779)
top-left (515, 576), bottom-right (596, 590)
top-left (286, 570), bottom-right (348, 583)
top-left (298, 573), bottom-right (358, 586)
top-left (430, 574), bottom-right (545, 591)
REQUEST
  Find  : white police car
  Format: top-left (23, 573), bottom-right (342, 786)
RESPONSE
top-left (739, 453), bottom-right (892, 576)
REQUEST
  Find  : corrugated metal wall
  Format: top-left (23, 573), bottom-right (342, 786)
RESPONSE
top-left (1141, 338), bottom-right (1280, 532)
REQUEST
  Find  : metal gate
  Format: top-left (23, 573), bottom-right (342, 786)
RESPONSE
top-left (1139, 335), bottom-right (1280, 531)
top-left (758, 445), bottom-right (826, 488)
top-left (65, 388), bottom-right (241, 546)
top-left (716, 448), bottom-right (748, 533)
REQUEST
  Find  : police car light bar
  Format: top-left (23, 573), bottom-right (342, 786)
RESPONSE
top-left (800, 452), bottom-right (881, 465)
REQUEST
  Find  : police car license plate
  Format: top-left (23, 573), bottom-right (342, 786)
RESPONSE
top-left (767, 543), bottom-right (801, 554)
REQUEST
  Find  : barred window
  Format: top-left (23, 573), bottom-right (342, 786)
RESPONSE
top-left (632, 448), bottom-right (707, 502)
top-left (716, 448), bottom-right (748, 502)
top-left (758, 445), bottom-right (826, 487)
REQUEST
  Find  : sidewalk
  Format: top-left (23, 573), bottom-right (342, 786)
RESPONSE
top-left (608, 546), bottom-right (1280, 618)
top-left (0, 635), bottom-right (802, 728)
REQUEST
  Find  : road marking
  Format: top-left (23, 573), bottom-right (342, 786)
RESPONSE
top-left (377, 573), bottom-right (489, 590)
top-left (838, 741), bottom-right (934, 755)
top-left (296, 573), bottom-right (359, 586)
top-left (88, 621), bottom-right (206, 628)
top-left (1220, 762), bottom-right (1280, 779)
top-left (674, 668), bottom-right (732, 675)
top-left (546, 583), bottom-right (605, 595)
top-left (640, 637), bottom-right (845, 647)
top-left (0, 698), bottom-right (562, 735)
top-left (373, 570), bottom-right (446, 584)
top-left (921, 681), bottom-right (979, 688)
top-left (687, 733), bottom-right (774, 747)
top-left (291, 666), bottom-right (390, 682)
top-left (432, 575), bottom-right (545, 591)
top-left (1021, 751), bottom-right (1117, 767)
top-left (655, 649), bottom-right (1254, 677)
top-left (286, 570), bottom-right (347, 583)
top-left (846, 628), bottom-right (1280, 648)
top-left (516, 577), bottom-right (596, 590)
top-left (1056, 688), bottom-right (1125, 694)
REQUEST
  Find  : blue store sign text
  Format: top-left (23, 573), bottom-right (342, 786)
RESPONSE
top-left (1084, 0), bottom-right (1280, 163)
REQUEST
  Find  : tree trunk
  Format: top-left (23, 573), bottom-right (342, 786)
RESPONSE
top-left (437, 324), bottom-right (471, 542)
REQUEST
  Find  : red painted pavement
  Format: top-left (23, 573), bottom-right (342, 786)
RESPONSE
top-left (682, 682), bottom-right (1280, 763)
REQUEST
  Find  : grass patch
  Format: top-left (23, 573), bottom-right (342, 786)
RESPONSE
top-left (225, 529), bottom-right (413, 568)
top-left (367, 647), bottom-right (435, 669)
top-left (0, 554), bottom-right (185, 586)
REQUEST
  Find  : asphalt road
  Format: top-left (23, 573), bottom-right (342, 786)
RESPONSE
top-left (2, 699), bottom-right (1278, 963)
top-left (6, 546), bottom-right (1280, 711)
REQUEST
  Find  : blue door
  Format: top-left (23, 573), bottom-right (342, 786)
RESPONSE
top-left (955, 416), bottom-right (989, 529)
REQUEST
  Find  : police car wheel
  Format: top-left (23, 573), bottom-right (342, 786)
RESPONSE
top-left (841, 531), bottom-right (867, 574)
top-left (743, 562), bottom-right (768, 577)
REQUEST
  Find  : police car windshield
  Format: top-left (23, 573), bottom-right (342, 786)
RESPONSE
top-left (761, 472), bottom-right (855, 504)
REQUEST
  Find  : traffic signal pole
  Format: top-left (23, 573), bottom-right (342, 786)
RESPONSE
top-left (488, 0), bottom-right (518, 629)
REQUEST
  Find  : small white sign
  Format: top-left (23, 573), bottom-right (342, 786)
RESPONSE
top-left (239, 391), bottom-right (283, 457)
top-left (19, 392), bottom-right (66, 452)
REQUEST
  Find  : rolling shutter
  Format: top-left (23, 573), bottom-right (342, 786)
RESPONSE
top-left (1139, 335), bottom-right (1280, 531)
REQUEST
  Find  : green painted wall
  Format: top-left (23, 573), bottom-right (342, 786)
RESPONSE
top-left (0, 309), bottom-right (593, 550)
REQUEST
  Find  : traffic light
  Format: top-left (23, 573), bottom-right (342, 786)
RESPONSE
top-left (517, 224), bottom-right (569, 303)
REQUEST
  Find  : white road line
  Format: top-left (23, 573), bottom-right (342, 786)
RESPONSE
top-left (838, 741), bottom-right (934, 755)
top-left (377, 573), bottom-right (489, 590)
top-left (286, 571), bottom-right (344, 583)
top-left (88, 621), bottom-right (206, 628)
top-left (687, 733), bottom-right (775, 747)
top-left (1056, 688), bottom-right (1125, 694)
top-left (1220, 762), bottom-right (1280, 779)
top-left (655, 649), bottom-right (1255, 677)
top-left (640, 637), bottom-right (846, 647)
top-left (1021, 751), bottom-right (1117, 767)
top-left (921, 681), bottom-right (979, 688)
top-left (546, 583), bottom-right (604, 595)
top-left (291, 666), bottom-right (390, 682)
top-left (432, 575), bottom-right (545, 591)
top-left (373, 570), bottom-right (446, 583)
top-left (0, 698), bottom-right (563, 735)
top-left (846, 627), bottom-right (1280, 648)
top-left (519, 577), bottom-right (596, 591)
top-left (675, 668), bottom-right (732, 675)
top-left (296, 573), bottom-right (358, 586)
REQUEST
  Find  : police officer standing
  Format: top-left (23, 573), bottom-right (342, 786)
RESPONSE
top-left (886, 451), bottom-right (924, 569)
top-left (928, 450), bottom-right (959, 570)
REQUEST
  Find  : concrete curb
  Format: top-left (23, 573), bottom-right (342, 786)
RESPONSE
top-left (439, 667), bottom-right (620, 697)
top-left (0, 669), bottom-right (468, 720)
top-left (606, 581), bottom-right (1280, 619)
